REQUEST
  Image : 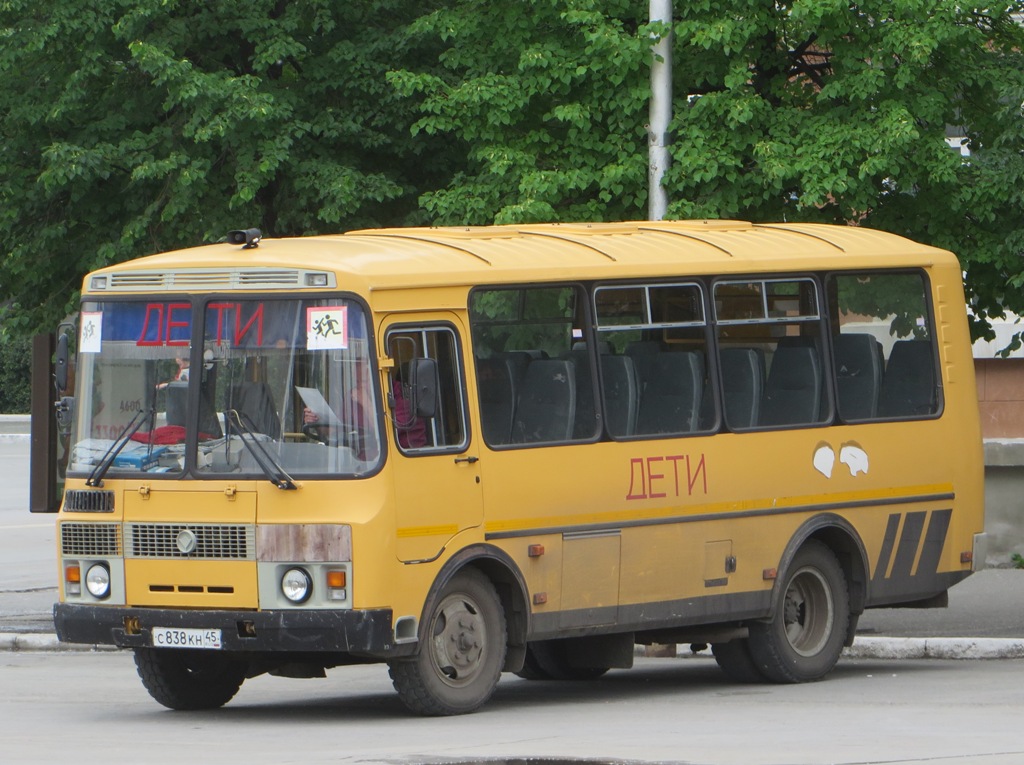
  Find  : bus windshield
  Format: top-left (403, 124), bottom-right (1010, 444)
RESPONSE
top-left (67, 297), bottom-right (381, 479)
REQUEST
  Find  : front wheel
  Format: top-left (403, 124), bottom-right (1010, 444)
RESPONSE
top-left (747, 540), bottom-right (849, 683)
top-left (133, 648), bottom-right (247, 710)
top-left (388, 568), bottom-right (506, 715)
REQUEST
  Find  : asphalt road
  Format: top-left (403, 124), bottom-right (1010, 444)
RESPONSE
top-left (2, 652), bottom-right (1023, 765)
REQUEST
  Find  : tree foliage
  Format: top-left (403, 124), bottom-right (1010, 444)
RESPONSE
top-left (0, 0), bottom-right (455, 334)
top-left (665, 1), bottom-right (1024, 343)
top-left (4, 1), bottom-right (1024, 346)
top-left (0, 333), bottom-right (31, 412)
top-left (388, 0), bottom-right (653, 224)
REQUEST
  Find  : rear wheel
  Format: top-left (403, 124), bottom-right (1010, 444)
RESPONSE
top-left (748, 541), bottom-right (849, 683)
top-left (133, 648), bottom-right (247, 710)
top-left (388, 569), bottom-right (506, 715)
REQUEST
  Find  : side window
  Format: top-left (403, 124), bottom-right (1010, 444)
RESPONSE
top-left (594, 283), bottom-right (711, 437)
top-left (714, 278), bottom-right (828, 430)
top-left (385, 326), bottom-right (467, 455)
top-left (470, 285), bottom-right (595, 446)
top-left (829, 272), bottom-right (939, 421)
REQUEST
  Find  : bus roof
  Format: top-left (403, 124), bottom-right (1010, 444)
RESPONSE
top-left (83, 220), bottom-right (956, 296)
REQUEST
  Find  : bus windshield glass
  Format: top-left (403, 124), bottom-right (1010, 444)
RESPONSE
top-left (67, 297), bottom-right (381, 479)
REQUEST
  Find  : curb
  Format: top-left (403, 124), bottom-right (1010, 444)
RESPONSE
top-left (4, 632), bottom-right (1023, 659)
top-left (842, 636), bottom-right (1024, 660)
top-left (669, 637), bottom-right (1024, 661)
top-left (0, 633), bottom-right (116, 652)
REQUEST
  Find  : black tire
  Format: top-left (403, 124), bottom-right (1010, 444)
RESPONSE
top-left (517, 640), bottom-right (609, 681)
top-left (747, 540), bottom-right (850, 683)
top-left (388, 569), bottom-right (506, 715)
top-left (711, 639), bottom-right (766, 683)
top-left (133, 648), bottom-right (247, 710)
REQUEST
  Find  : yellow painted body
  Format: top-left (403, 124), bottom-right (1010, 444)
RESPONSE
top-left (56, 221), bottom-right (984, 650)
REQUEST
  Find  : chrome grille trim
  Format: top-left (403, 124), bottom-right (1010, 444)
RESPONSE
top-left (126, 523), bottom-right (255, 560)
top-left (103, 268), bottom-right (332, 291)
top-left (61, 523), bottom-right (122, 556)
top-left (63, 489), bottom-right (115, 513)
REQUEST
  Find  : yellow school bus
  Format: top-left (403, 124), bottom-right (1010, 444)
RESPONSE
top-left (47, 220), bottom-right (984, 715)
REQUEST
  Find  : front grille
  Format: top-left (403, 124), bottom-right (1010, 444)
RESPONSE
top-left (61, 523), bottom-right (122, 556)
top-left (126, 523), bottom-right (255, 560)
top-left (63, 489), bottom-right (115, 513)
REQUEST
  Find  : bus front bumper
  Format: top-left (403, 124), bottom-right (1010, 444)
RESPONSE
top-left (53, 603), bottom-right (398, 656)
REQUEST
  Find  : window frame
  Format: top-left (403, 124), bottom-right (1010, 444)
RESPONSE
top-left (384, 321), bottom-right (471, 457)
top-left (824, 268), bottom-right (943, 424)
top-left (711, 274), bottom-right (832, 432)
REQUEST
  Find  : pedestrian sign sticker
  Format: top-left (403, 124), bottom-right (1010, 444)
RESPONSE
top-left (80, 311), bottom-right (103, 354)
top-left (306, 306), bottom-right (348, 350)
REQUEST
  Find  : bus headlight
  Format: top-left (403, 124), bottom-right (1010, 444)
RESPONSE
top-left (281, 568), bottom-right (312, 603)
top-left (85, 564), bottom-right (111, 599)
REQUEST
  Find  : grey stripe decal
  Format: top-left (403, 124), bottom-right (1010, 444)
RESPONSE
top-left (873, 513), bottom-right (901, 581)
top-left (486, 491), bottom-right (954, 541)
top-left (917, 508), bottom-right (952, 577)
top-left (891, 511), bottom-right (927, 579)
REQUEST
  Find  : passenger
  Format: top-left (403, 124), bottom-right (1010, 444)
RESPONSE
top-left (157, 355), bottom-right (190, 389)
top-left (391, 377), bottom-right (429, 449)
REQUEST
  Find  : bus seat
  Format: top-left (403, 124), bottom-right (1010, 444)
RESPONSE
top-left (601, 354), bottom-right (639, 437)
top-left (625, 340), bottom-right (664, 394)
top-left (835, 333), bottom-right (883, 420)
top-left (229, 382), bottom-right (281, 439)
top-left (761, 344), bottom-right (822, 426)
top-left (567, 350), bottom-right (597, 439)
top-left (720, 348), bottom-right (764, 429)
top-left (477, 357), bottom-right (518, 445)
top-left (512, 359), bottom-right (576, 443)
top-left (500, 351), bottom-right (533, 387)
top-left (878, 339), bottom-right (936, 417)
top-left (635, 351), bottom-right (704, 435)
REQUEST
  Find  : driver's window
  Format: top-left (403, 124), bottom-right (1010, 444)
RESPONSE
top-left (386, 326), bottom-right (468, 455)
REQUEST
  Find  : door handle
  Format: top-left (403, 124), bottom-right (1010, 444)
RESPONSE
top-left (454, 455), bottom-right (479, 464)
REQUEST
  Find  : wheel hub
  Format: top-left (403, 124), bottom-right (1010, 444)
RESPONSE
top-left (431, 595), bottom-right (486, 686)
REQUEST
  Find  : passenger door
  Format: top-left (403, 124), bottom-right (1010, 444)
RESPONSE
top-left (382, 316), bottom-right (482, 563)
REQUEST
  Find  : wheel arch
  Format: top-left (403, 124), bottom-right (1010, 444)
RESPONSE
top-left (771, 513), bottom-right (869, 645)
top-left (417, 544), bottom-right (530, 673)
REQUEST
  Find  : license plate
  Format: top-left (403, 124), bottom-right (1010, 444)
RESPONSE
top-left (151, 627), bottom-right (222, 650)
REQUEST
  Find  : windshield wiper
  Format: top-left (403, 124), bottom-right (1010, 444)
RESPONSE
top-left (225, 409), bottom-right (297, 490)
top-left (86, 407), bottom-right (155, 487)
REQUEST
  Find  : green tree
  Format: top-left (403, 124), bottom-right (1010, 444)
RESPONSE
top-left (393, 1), bottom-right (1024, 340)
top-left (6, 1), bottom-right (1024, 347)
top-left (0, 0), bottom-right (457, 335)
top-left (667, 1), bottom-right (1024, 342)
top-left (388, 0), bottom-right (653, 224)
top-left (0, 332), bottom-right (31, 412)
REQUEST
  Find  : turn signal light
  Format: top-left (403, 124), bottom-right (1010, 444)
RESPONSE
top-left (65, 564), bottom-right (82, 596)
top-left (326, 569), bottom-right (347, 601)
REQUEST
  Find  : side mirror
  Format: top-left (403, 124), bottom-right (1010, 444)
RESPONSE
top-left (409, 357), bottom-right (439, 419)
top-left (55, 332), bottom-right (70, 393)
